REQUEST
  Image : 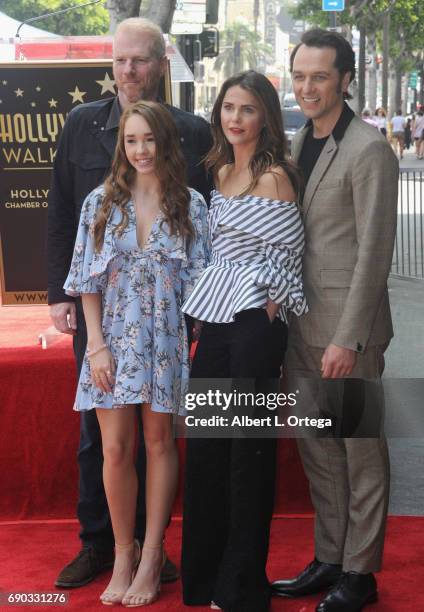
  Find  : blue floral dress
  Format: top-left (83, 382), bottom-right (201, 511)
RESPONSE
top-left (64, 185), bottom-right (209, 414)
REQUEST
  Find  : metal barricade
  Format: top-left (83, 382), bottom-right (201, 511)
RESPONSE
top-left (391, 169), bottom-right (424, 279)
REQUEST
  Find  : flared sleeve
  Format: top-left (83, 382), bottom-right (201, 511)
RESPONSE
top-left (64, 186), bottom-right (115, 297)
top-left (253, 201), bottom-right (308, 316)
top-left (181, 189), bottom-right (210, 302)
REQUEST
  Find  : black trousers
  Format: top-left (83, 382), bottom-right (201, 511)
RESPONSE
top-left (182, 309), bottom-right (287, 612)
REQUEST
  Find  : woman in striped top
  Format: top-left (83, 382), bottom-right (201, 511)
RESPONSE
top-left (181, 71), bottom-right (308, 612)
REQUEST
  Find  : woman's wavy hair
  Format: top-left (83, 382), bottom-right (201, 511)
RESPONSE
top-left (205, 70), bottom-right (302, 199)
top-left (94, 101), bottom-right (193, 252)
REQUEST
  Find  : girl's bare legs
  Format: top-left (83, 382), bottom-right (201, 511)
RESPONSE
top-left (96, 406), bottom-right (139, 603)
top-left (123, 405), bottom-right (178, 606)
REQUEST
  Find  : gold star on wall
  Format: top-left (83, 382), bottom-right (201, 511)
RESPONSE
top-left (68, 86), bottom-right (86, 104)
top-left (48, 98), bottom-right (58, 108)
top-left (36, 86), bottom-right (41, 92)
top-left (14, 88), bottom-right (24, 97)
top-left (2, 80), bottom-right (7, 85)
top-left (31, 102), bottom-right (36, 107)
top-left (96, 72), bottom-right (116, 95)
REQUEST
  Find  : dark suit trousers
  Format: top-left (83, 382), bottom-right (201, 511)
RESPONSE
top-left (73, 299), bottom-right (147, 550)
top-left (182, 309), bottom-right (287, 611)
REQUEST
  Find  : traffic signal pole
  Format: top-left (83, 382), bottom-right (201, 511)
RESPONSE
top-left (178, 35), bottom-right (196, 113)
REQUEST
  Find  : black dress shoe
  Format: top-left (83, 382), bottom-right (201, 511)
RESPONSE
top-left (316, 572), bottom-right (378, 611)
top-left (271, 558), bottom-right (342, 597)
top-left (55, 546), bottom-right (114, 588)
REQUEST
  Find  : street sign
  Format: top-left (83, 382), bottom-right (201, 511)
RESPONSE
top-left (199, 28), bottom-right (219, 58)
top-left (171, 0), bottom-right (207, 35)
top-left (409, 72), bottom-right (418, 88)
top-left (322, 0), bottom-right (345, 11)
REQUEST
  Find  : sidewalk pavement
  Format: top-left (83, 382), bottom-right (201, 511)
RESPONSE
top-left (385, 275), bottom-right (424, 515)
top-left (386, 276), bottom-right (424, 378)
top-left (399, 147), bottom-right (424, 170)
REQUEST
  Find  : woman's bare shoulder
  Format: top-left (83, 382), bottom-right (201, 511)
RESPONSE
top-left (251, 166), bottom-right (297, 202)
top-left (216, 164), bottom-right (232, 189)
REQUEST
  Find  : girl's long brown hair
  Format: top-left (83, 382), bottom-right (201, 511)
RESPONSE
top-left (205, 70), bottom-right (302, 199)
top-left (94, 101), bottom-right (193, 252)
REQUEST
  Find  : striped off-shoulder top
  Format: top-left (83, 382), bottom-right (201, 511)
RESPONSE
top-left (182, 189), bottom-right (308, 324)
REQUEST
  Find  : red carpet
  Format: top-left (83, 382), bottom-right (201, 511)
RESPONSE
top-left (0, 304), bottom-right (70, 349)
top-left (0, 516), bottom-right (422, 611)
top-left (0, 305), bottom-right (312, 520)
top-left (1, 305), bottom-right (423, 610)
top-left (0, 305), bottom-right (79, 519)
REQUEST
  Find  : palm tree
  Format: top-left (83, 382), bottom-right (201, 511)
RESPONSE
top-left (214, 22), bottom-right (273, 78)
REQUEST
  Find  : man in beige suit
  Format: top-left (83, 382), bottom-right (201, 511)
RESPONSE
top-left (272, 29), bottom-right (398, 612)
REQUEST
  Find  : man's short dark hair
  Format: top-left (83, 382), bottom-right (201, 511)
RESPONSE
top-left (290, 28), bottom-right (356, 86)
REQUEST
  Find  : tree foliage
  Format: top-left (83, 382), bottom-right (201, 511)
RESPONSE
top-left (2, 0), bottom-right (178, 35)
top-left (214, 22), bottom-right (273, 78)
top-left (2, 0), bottom-right (109, 36)
top-left (290, 0), bottom-right (424, 110)
top-left (388, 0), bottom-right (424, 70)
top-left (291, 0), bottom-right (424, 62)
top-left (106, 0), bottom-right (176, 33)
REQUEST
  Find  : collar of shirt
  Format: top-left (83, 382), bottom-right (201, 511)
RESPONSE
top-left (303, 102), bottom-right (355, 143)
top-left (105, 97), bottom-right (122, 131)
top-left (105, 96), bottom-right (168, 131)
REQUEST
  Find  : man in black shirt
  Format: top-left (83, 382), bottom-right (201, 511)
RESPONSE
top-left (272, 29), bottom-right (398, 612)
top-left (48, 17), bottom-right (212, 589)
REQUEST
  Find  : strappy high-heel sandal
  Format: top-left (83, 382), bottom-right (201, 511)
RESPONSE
top-left (100, 539), bottom-right (141, 606)
top-left (122, 544), bottom-right (166, 607)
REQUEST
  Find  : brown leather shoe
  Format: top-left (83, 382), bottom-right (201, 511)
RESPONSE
top-left (55, 547), bottom-right (178, 588)
top-left (160, 554), bottom-right (179, 583)
top-left (55, 547), bottom-right (114, 588)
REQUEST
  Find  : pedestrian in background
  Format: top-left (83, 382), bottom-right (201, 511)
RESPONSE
top-left (405, 117), bottom-right (412, 150)
top-left (374, 107), bottom-right (387, 137)
top-left (362, 109), bottom-right (379, 128)
top-left (412, 109), bottom-right (424, 159)
top-left (390, 109), bottom-right (406, 159)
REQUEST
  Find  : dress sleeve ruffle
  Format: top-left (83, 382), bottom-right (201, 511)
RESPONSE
top-left (64, 187), bottom-right (117, 297)
top-left (180, 190), bottom-right (210, 302)
top-left (254, 244), bottom-right (308, 316)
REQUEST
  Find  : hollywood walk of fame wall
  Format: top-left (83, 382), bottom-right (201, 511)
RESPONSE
top-left (0, 60), bottom-right (171, 305)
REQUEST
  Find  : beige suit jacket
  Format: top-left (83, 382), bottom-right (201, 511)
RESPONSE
top-left (291, 111), bottom-right (399, 353)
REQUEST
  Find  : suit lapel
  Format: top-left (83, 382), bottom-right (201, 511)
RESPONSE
top-left (302, 134), bottom-right (338, 217)
top-left (292, 125), bottom-right (309, 164)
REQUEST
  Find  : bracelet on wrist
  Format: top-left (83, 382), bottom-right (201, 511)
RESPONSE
top-left (86, 343), bottom-right (107, 358)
